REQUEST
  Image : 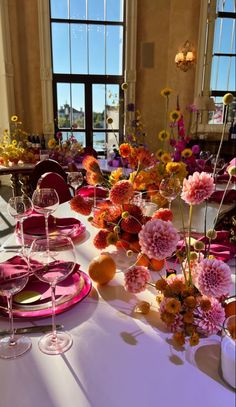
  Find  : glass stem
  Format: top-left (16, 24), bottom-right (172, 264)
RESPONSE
top-left (7, 295), bottom-right (16, 345)
top-left (19, 219), bottom-right (25, 257)
top-left (94, 185), bottom-right (97, 208)
top-left (51, 284), bottom-right (57, 340)
top-left (168, 201), bottom-right (172, 210)
top-left (45, 213), bottom-right (50, 253)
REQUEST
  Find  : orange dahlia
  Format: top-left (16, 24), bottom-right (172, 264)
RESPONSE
top-left (70, 195), bottom-right (93, 216)
top-left (83, 155), bottom-right (101, 173)
top-left (119, 143), bottom-right (131, 158)
top-left (109, 180), bottom-right (134, 205)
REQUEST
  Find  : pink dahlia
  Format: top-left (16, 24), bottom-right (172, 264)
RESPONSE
top-left (139, 219), bottom-right (179, 260)
top-left (195, 258), bottom-right (232, 298)
top-left (109, 180), bottom-right (134, 205)
top-left (194, 297), bottom-right (225, 335)
top-left (181, 171), bottom-right (215, 205)
top-left (124, 266), bottom-right (150, 293)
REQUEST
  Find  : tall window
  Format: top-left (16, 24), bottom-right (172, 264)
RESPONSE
top-left (198, 0), bottom-right (236, 127)
top-left (50, 0), bottom-right (125, 154)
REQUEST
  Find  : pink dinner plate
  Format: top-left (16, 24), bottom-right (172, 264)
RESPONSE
top-left (0, 264), bottom-right (92, 318)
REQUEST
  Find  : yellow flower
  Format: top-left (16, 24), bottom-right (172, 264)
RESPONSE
top-left (169, 110), bottom-right (181, 122)
top-left (3, 135), bottom-right (10, 142)
top-left (109, 167), bottom-right (123, 184)
top-left (11, 115), bottom-right (18, 122)
top-left (106, 117), bottom-right (113, 125)
top-left (158, 130), bottom-right (170, 141)
top-left (223, 93), bottom-right (234, 105)
top-left (48, 138), bottom-right (57, 149)
top-left (11, 139), bottom-right (17, 146)
top-left (189, 333), bottom-right (200, 347)
top-left (156, 148), bottom-right (165, 160)
top-left (121, 82), bottom-right (128, 91)
top-left (173, 332), bottom-right (185, 346)
top-left (160, 87), bottom-right (172, 97)
top-left (181, 148), bottom-right (192, 159)
top-left (227, 165), bottom-right (236, 177)
top-left (161, 152), bottom-right (172, 163)
top-left (3, 129), bottom-right (9, 135)
top-left (166, 162), bottom-right (181, 174)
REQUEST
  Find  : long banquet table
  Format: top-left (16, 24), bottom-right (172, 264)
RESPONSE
top-left (0, 201), bottom-right (235, 407)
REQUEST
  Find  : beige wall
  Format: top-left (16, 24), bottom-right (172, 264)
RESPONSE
top-left (8, 0), bottom-right (43, 134)
top-left (136, 0), bottom-right (201, 151)
top-left (6, 0), bottom-right (201, 149)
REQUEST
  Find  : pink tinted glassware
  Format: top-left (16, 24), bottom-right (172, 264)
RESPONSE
top-left (29, 236), bottom-right (76, 355)
top-left (0, 253), bottom-right (31, 359)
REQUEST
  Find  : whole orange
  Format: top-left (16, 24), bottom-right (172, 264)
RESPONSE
top-left (88, 254), bottom-right (116, 285)
top-left (150, 258), bottom-right (165, 271)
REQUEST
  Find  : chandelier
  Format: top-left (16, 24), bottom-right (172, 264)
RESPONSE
top-left (175, 41), bottom-right (195, 72)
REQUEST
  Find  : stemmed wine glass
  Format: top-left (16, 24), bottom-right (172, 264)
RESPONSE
top-left (0, 252), bottom-right (31, 359)
top-left (29, 236), bottom-right (76, 355)
top-left (159, 176), bottom-right (181, 209)
top-left (67, 171), bottom-right (84, 195)
top-left (32, 188), bottom-right (59, 250)
top-left (7, 195), bottom-right (33, 257)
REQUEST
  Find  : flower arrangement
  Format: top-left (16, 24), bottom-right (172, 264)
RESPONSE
top-left (70, 90), bottom-right (235, 348)
top-left (47, 132), bottom-right (84, 166)
top-left (0, 115), bottom-right (37, 166)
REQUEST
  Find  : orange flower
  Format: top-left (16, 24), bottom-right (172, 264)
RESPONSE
top-left (161, 311), bottom-right (175, 324)
top-left (189, 332), bottom-right (200, 347)
top-left (169, 279), bottom-right (184, 295)
top-left (183, 311), bottom-right (194, 324)
top-left (83, 155), bottom-right (101, 173)
top-left (86, 171), bottom-right (103, 186)
top-left (119, 143), bottom-right (131, 158)
top-left (70, 195), bottom-right (92, 216)
top-left (165, 298), bottom-right (181, 314)
top-left (184, 296), bottom-right (197, 308)
top-left (199, 298), bottom-right (211, 312)
top-left (173, 332), bottom-right (185, 347)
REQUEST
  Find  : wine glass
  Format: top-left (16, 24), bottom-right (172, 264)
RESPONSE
top-left (32, 188), bottom-right (59, 250)
top-left (7, 195), bottom-right (33, 257)
top-left (0, 252), bottom-right (31, 359)
top-left (67, 171), bottom-right (84, 195)
top-left (159, 176), bottom-right (181, 209)
top-left (28, 236), bottom-right (76, 355)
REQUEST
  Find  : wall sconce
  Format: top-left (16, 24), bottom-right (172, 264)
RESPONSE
top-left (175, 41), bottom-right (195, 72)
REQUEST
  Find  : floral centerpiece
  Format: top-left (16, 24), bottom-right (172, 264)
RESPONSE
top-left (0, 115), bottom-right (38, 166)
top-left (47, 132), bottom-right (84, 166)
top-left (70, 89), bottom-right (236, 347)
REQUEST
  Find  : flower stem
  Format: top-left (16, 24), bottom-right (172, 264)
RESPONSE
top-left (187, 204), bottom-right (193, 284)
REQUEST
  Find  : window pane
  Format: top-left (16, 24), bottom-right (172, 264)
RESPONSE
top-left (71, 84), bottom-right (85, 129)
top-left (106, 26), bottom-right (123, 75)
top-left (51, 23), bottom-right (70, 73)
top-left (217, 0), bottom-right (236, 12)
top-left (213, 18), bottom-right (235, 54)
top-left (107, 132), bottom-right (120, 153)
top-left (60, 131), bottom-right (85, 147)
top-left (70, 0), bottom-right (86, 19)
top-left (50, 0), bottom-right (68, 18)
top-left (71, 24), bottom-right (88, 74)
top-left (89, 25), bottom-right (105, 74)
top-left (211, 56), bottom-right (235, 90)
top-left (106, 0), bottom-right (124, 22)
top-left (106, 85), bottom-right (119, 129)
top-left (93, 132), bottom-right (106, 153)
top-left (92, 85), bottom-right (105, 129)
top-left (57, 83), bottom-right (71, 129)
top-left (208, 97), bottom-right (223, 124)
top-left (88, 0), bottom-right (105, 20)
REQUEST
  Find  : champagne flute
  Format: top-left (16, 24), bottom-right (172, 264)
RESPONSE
top-left (159, 176), bottom-right (181, 209)
top-left (29, 236), bottom-right (76, 355)
top-left (32, 188), bottom-right (59, 250)
top-left (7, 195), bottom-right (33, 257)
top-left (0, 252), bottom-right (31, 359)
top-left (67, 171), bottom-right (84, 195)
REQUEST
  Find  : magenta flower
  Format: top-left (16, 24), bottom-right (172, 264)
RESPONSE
top-left (139, 219), bottom-right (179, 260)
top-left (181, 171), bottom-right (215, 205)
top-left (191, 144), bottom-right (200, 155)
top-left (194, 297), bottom-right (225, 335)
top-left (195, 258), bottom-right (232, 298)
top-left (124, 266), bottom-right (150, 293)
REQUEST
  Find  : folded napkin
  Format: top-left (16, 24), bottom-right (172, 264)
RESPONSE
top-left (19, 214), bottom-right (81, 236)
top-left (76, 186), bottom-right (108, 199)
top-left (209, 189), bottom-right (236, 204)
top-left (178, 231), bottom-right (236, 261)
top-left (0, 255), bottom-right (29, 280)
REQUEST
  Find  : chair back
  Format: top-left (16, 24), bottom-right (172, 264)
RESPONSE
top-left (37, 172), bottom-right (72, 204)
top-left (29, 159), bottom-right (67, 194)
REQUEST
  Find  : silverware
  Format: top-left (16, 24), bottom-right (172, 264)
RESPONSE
top-left (0, 324), bottom-right (64, 336)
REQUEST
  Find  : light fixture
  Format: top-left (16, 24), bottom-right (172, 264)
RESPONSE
top-left (175, 41), bottom-right (195, 72)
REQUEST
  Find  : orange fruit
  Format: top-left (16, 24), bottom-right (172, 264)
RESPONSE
top-left (88, 254), bottom-right (116, 285)
top-left (150, 258), bottom-right (165, 271)
top-left (136, 253), bottom-right (150, 267)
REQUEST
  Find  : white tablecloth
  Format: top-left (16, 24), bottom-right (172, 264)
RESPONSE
top-left (0, 202), bottom-right (235, 407)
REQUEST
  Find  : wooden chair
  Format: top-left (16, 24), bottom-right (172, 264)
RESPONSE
top-left (37, 172), bottom-right (72, 204)
top-left (29, 159), bottom-right (67, 195)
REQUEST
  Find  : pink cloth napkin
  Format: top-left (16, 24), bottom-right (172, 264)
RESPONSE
top-left (76, 186), bottom-right (108, 199)
top-left (178, 231), bottom-right (236, 261)
top-left (19, 213), bottom-right (81, 236)
top-left (0, 255), bottom-right (29, 281)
